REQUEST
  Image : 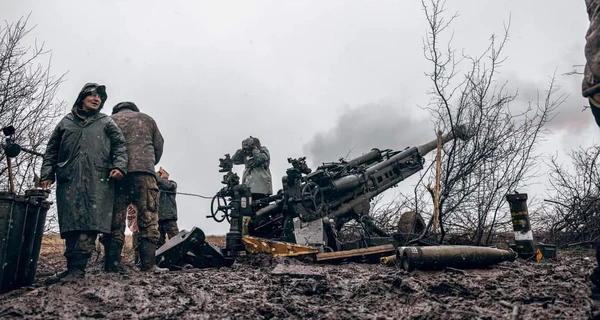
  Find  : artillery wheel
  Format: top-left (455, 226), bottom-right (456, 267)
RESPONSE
top-left (300, 182), bottom-right (324, 219)
top-left (210, 194), bottom-right (231, 223)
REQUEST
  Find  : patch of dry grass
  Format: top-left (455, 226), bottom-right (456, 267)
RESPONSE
top-left (41, 233), bottom-right (226, 254)
top-left (206, 235), bottom-right (226, 247)
top-left (41, 233), bottom-right (64, 254)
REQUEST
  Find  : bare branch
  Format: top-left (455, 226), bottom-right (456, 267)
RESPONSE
top-left (419, 0), bottom-right (563, 244)
top-left (0, 14), bottom-right (66, 232)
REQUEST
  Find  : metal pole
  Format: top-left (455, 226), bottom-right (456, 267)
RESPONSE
top-left (433, 130), bottom-right (442, 234)
top-left (6, 156), bottom-right (14, 194)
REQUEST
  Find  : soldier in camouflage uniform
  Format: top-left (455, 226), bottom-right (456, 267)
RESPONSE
top-left (584, 0), bottom-right (600, 127)
top-left (40, 83), bottom-right (128, 284)
top-left (131, 167), bottom-right (179, 262)
top-left (231, 136), bottom-right (273, 200)
top-left (101, 101), bottom-right (167, 273)
top-left (156, 167), bottom-right (180, 246)
top-left (584, 0), bottom-right (600, 291)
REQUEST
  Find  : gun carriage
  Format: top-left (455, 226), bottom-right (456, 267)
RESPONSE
top-left (208, 125), bottom-right (471, 257)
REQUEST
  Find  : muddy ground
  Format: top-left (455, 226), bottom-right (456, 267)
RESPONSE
top-left (1, 242), bottom-right (599, 320)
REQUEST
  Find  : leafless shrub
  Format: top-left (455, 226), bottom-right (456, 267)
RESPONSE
top-left (418, 0), bottom-right (565, 244)
top-left (0, 14), bottom-right (66, 233)
top-left (0, 14), bottom-right (65, 192)
top-left (541, 146), bottom-right (600, 246)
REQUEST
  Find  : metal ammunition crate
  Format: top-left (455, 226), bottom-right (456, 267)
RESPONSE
top-left (0, 189), bottom-right (51, 293)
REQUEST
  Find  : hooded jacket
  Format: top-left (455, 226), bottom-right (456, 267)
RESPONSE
top-left (41, 83), bottom-right (128, 235)
top-left (111, 102), bottom-right (164, 175)
top-left (231, 137), bottom-right (273, 195)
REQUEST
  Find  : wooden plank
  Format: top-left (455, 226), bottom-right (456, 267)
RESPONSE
top-left (316, 244), bottom-right (395, 262)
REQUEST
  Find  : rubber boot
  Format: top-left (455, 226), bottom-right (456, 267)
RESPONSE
top-left (44, 254), bottom-right (85, 285)
top-left (104, 242), bottom-right (123, 273)
top-left (138, 238), bottom-right (168, 273)
top-left (69, 253), bottom-right (88, 278)
top-left (44, 256), bottom-right (74, 285)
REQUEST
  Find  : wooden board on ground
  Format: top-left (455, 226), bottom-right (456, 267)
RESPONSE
top-left (316, 244), bottom-right (395, 263)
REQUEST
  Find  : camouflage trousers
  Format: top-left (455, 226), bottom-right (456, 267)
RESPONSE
top-left (103, 173), bottom-right (160, 248)
top-left (158, 219), bottom-right (180, 247)
top-left (132, 219), bottom-right (179, 250)
top-left (62, 231), bottom-right (98, 259)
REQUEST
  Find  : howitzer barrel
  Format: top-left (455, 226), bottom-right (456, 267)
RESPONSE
top-left (328, 150), bottom-right (381, 192)
top-left (401, 245), bottom-right (517, 271)
top-left (328, 126), bottom-right (468, 193)
top-left (365, 125), bottom-right (468, 176)
top-left (346, 149), bottom-right (382, 168)
top-left (416, 128), bottom-right (461, 156)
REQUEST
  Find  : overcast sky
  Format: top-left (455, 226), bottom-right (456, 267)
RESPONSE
top-left (2, 0), bottom-right (596, 235)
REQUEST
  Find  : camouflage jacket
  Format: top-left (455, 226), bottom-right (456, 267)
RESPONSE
top-left (111, 104), bottom-right (164, 175)
top-left (584, 0), bottom-right (600, 97)
top-left (157, 176), bottom-right (178, 221)
top-left (232, 146), bottom-right (273, 195)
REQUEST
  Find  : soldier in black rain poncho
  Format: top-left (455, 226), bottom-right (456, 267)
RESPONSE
top-left (40, 83), bottom-right (128, 284)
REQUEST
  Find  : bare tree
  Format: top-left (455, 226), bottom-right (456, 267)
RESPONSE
top-left (419, 0), bottom-right (565, 244)
top-left (541, 146), bottom-right (600, 246)
top-left (0, 14), bottom-right (66, 194)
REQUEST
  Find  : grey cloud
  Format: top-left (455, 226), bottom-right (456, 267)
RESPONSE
top-left (302, 102), bottom-right (433, 167)
top-left (499, 70), bottom-right (593, 136)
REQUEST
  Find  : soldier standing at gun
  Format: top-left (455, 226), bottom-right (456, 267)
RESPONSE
top-left (101, 101), bottom-right (167, 273)
top-left (231, 136), bottom-right (273, 200)
top-left (40, 83), bottom-right (128, 284)
top-left (156, 167), bottom-right (179, 246)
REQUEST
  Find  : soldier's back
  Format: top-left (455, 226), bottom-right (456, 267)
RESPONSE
top-left (111, 109), bottom-right (162, 174)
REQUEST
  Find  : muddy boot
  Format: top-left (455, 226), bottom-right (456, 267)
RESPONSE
top-left (139, 239), bottom-right (168, 273)
top-left (104, 242), bottom-right (123, 273)
top-left (44, 256), bottom-right (74, 285)
top-left (65, 254), bottom-right (87, 279)
top-left (44, 254), bottom-right (86, 285)
top-left (44, 270), bottom-right (73, 285)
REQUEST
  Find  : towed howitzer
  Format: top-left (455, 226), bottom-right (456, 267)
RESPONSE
top-left (210, 125), bottom-right (471, 254)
